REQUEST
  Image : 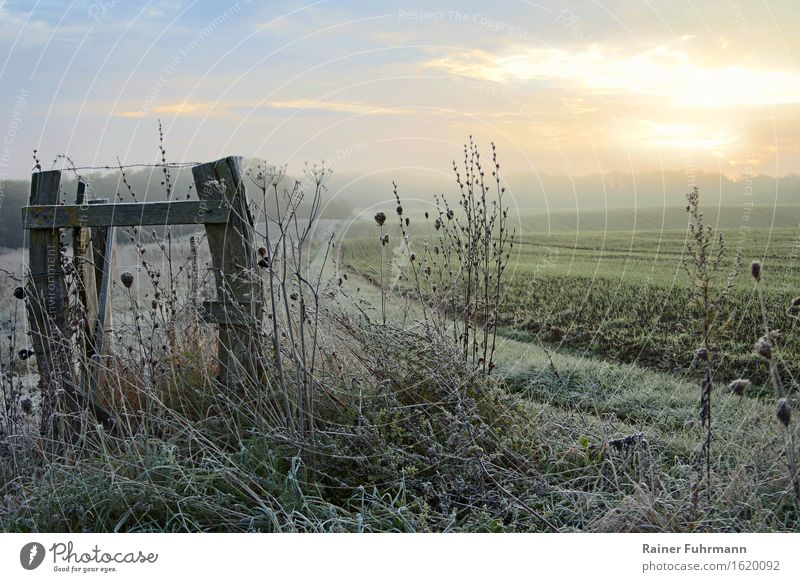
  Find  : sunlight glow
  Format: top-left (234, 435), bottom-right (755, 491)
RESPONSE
top-left (429, 46), bottom-right (800, 108)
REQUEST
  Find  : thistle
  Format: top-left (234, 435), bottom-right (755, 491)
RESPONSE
top-left (257, 246), bottom-right (269, 268)
top-left (728, 378), bottom-right (751, 396)
top-left (777, 398), bottom-right (791, 427)
top-left (376, 211), bottom-right (387, 325)
top-left (751, 261), bottom-right (761, 282)
top-left (755, 335), bottom-right (773, 359)
top-left (120, 271), bottom-right (134, 289)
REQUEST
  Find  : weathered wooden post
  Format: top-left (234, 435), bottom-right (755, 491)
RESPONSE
top-left (71, 188), bottom-right (116, 410)
top-left (25, 170), bottom-right (80, 439)
top-left (72, 181), bottom-right (98, 396)
top-left (89, 198), bottom-right (115, 358)
top-left (192, 156), bottom-right (263, 389)
top-left (189, 234), bottom-right (199, 307)
top-left (89, 219), bottom-right (115, 404)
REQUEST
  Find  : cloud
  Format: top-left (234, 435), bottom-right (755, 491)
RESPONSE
top-left (116, 101), bottom-right (217, 118)
top-left (0, 1), bottom-right (55, 45)
top-left (426, 45), bottom-right (800, 108)
top-left (116, 98), bottom-right (412, 119)
top-left (266, 99), bottom-right (404, 115)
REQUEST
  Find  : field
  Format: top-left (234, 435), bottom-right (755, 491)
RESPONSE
top-left (327, 206), bottom-right (800, 531)
top-left (2, 190), bottom-right (800, 532)
top-left (341, 210), bottom-right (800, 386)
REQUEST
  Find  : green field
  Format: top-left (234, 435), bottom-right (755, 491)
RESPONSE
top-left (340, 208), bottom-right (800, 386)
top-left (499, 226), bottom-right (800, 384)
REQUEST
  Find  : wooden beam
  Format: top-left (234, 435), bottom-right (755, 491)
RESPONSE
top-left (23, 200), bottom-right (230, 229)
top-left (193, 157), bottom-right (263, 388)
top-left (73, 182), bottom-right (99, 395)
top-left (200, 301), bottom-right (253, 326)
top-left (89, 225), bottom-right (116, 403)
top-left (88, 199), bottom-right (110, 298)
top-left (25, 170), bottom-right (78, 439)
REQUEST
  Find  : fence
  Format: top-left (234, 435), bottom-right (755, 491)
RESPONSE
top-left (22, 156), bottom-right (260, 438)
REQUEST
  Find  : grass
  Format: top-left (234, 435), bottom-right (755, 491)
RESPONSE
top-left (2, 149), bottom-right (800, 533)
top-left (4, 327), bottom-right (797, 532)
top-left (342, 219), bottom-right (800, 383)
top-left (503, 227), bottom-right (800, 384)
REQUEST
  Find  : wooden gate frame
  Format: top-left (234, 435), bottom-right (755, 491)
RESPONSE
top-left (23, 156), bottom-right (261, 436)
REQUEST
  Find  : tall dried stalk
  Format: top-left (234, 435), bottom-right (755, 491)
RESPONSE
top-left (682, 187), bottom-right (741, 503)
top-left (432, 138), bottom-right (513, 374)
top-left (247, 161), bottom-right (334, 439)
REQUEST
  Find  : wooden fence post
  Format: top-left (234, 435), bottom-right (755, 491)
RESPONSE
top-left (89, 199), bottom-right (114, 357)
top-left (25, 170), bottom-right (80, 438)
top-left (192, 156), bottom-right (263, 389)
top-left (189, 234), bottom-right (199, 307)
top-left (72, 181), bottom-right (98, 396)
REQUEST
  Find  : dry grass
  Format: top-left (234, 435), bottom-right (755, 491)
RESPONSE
top-left (1, 143), bottom-right (799, 532)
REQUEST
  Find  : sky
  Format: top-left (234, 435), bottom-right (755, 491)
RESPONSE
top-left (1, 0), bottom-right (799, 182)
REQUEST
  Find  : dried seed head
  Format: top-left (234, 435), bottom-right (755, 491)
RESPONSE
top-left (374, 212), bottom-right (387, 226)
top-left (728, 378), bottom-right (751, 396)
top-left (424, 211), bottom-right (429, 219)
top-left (382, 233), bottom-right (389, 245)
top-left (18, 348), bottom-right (33, 360)
top-left (777, 398), bottom-right (791, 427)
top-left (258, 246), bottom-right (268, 257)
top-left (410, 253), bottom-right (416, 262)
top-left (120, 271), bottom-right (134, 289)
top-left (751, 261), bottom-right (762, 282)
top-left (446, 209), bottom-right (454, 220)
top-left (13, 286), bottom-right (25, 300)
top-left (755, 335), bottom-right (773, 359)
top-left (396, 205), bottom-right (403, 216)
top-left (405, 217), bottom-right (410, 227)
top-left (696, 347), bottom-right (709, 361)
top-left (434, 218), bottom-right (442, 230)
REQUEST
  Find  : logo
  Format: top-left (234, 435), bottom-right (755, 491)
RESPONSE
top-left (20, 542), bottom-right (46, 570)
